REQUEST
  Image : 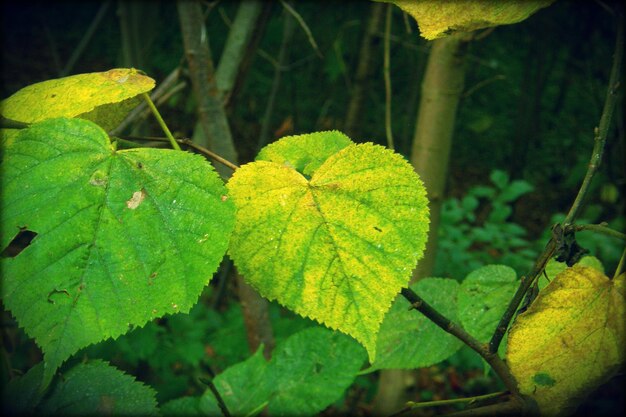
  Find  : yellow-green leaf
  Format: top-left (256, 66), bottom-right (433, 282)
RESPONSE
top-left (378, 0), bottom-right (555, 40)
top-left (227, 132), bottom-right (429, 362)
top-left (0, 68), bottom-right (154, 131)
top-left (507, 266), bottom-right (625, 416)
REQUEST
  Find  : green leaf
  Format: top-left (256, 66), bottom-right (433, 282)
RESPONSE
top-left (207, 347), bottom-right (272, 417)
top-left (458, 265), bottom-right (518, 343)
top-left (1, 363), bottom-right (45, 416)
top-left (38, 360), bottom-right (158, 415)
top-left (368, 278), bottom-right (462, 371)
top-left (497, 180), bottom-right (534, 203)
top-left (227, 132), bottom-right (429, 361)
top-left (0, 68), bottom-right (155, 131)
top-left (507, 266), bottom-right (625, 416)
top-left (1, 118), bottom-right (234, 387)
top-left (256, 130), bottom-right (351, 176)
top-left (378, 0), bottom-right (555, 40)
top-left (268, 326), bottom-right (366, 416)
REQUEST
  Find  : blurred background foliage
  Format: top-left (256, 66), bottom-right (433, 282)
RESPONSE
top-left (1, 0), bottom-right (624, 414)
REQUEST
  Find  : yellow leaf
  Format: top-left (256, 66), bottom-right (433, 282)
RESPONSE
top-left (507, 266), bottom-right (625, 416)
top-left (0, 68), bottom-right (155, 131)
top-left (378, 0), bottom-right (555, 40)
top-left (227, 132), bottom-right (429, 361)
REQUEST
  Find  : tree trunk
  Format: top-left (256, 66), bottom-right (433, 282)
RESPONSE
top-left (410, 33), bottom-right (472, 282)
top-left (177, 0), bottom-right (238, 176)
top-left (373, 32), bottom-right (472, 415)
top-left (177, 0), bottom-right (274, 360)
top-left (344, 1), bottom-right (385, 139)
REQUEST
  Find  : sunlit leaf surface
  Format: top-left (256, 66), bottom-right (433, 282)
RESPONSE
top-left (507, 266), bottom-right (625, 416)
top-left (227, 131), bottom-right (429, 361)
top-left (378, 0), bottom-right (555, 40)
top-left (1, 118), bottom-right (234, 387)
top-left (0, 68), bottom-right (154, 131)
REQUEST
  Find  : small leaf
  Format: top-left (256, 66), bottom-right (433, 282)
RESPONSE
top-left (368, 278), bottom-right (462, 371)
top-left (227, 132), bottom-right (429, 361)
top-left (1, 118), bottom-right (234, 387)
top-left (38, 360), bottom-right (158, 416)
top-left (458, 265), bottom-right (518, 344)
top-left (268, 327), bottom-right (366, 416)
top-left (507, 266), bottom-right (625, 416)
top-left (209, 347), bottom-right (272, 416)
top-left (256, 130), bottom-right (351, 176)
top-left (162, 347), bottom-right (270, 417)
top-left (0, 68), bottom-right (155, 131)
top-left (378, 0), bottom-right (555, 40)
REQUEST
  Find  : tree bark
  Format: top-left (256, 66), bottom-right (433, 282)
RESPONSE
top-left (344, 1), bottom-right (385, 139)
top-left (410, 32), bottom-right (472, 282)
top-left (373, 32), bottom-right (472, 415)
top-left (177, 0), bottom-right (274, 360)
top-left (177, 0), bottom-right (238, 176)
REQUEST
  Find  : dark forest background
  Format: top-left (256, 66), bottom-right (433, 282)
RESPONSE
top-left (1, 0), bottom-right (624, 415)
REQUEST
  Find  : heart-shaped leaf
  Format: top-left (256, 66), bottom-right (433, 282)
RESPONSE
top-left (1, 117), bottom-right (234, 387)
top-left (227, 131), bottom-right (429, 361)
top-left (0, 68), bottom-right (154, 131)
top-left (507, 266), bottom-right (625, 416)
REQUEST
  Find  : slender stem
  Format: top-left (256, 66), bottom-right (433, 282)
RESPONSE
top-left (406, 391), bottom-right (507, 409)
top-left (141, 93), bottom-right (181, 151)
top-left (400, 288), bottom-right (519, 396)
top-left (573, 223), bottom-right (626, 240)
top-left (61, 0), bottom-right (111, 76)
top-left (121, 135), bottom-right (239, 171)
top-left (489, 13), bottom-right (623, 355)
top-left (383, 4), bottom-right (394, 151)
top-left (564, 15), bottom-right (623, 225)
top-left (199, 376), bottom-right (231, 417)
top-left (279, 0), bottom-right (322, 58)
top-left (489, 238), bottom-right (556, 353)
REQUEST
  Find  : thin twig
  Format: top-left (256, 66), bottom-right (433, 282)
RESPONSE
top-left (489, 13), bottom-right (623, 355)
top-left (61, 0), bottom-right (112, 76)
top-left (402, 391), bottom-right (507, 411)
top-left (121, 135), bottom-right (239, 172)
top-left (564, 15), bottom-right (623, 225)
top-left (400, 288), bottom-right (520, 397)
top-left (279, 0), bottom-right (323, 58)
top-left (573, 223), bottom-right (626, 240)
top-left (383, 4), bottom-right (394, 151)
top-left (141, 93), bottom-right (181, 151)
top-left (199, 376), bottom-right (231, 417)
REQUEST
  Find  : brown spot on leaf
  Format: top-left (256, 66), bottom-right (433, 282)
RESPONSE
top-left (126, 189), bottom-right (146, 209)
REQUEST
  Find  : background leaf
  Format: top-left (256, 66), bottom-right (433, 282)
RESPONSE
top-left (39, 360), bottom-right (158, 415)
top-left (378, 0), bottom-right (555, 40)
top-left (162, 326), bottom-right (365, 417)
top-left (0, 68), bottom-right (154, 131)
top-left (368, 278), bottom-right (462, 371)
top-left (2, 360), bottom-right (158, 416)
top-left (227, 132), bottom-right (429, 361)
top-left (267, 326), bottom-right (366, 416)
top-left (457, 265), bottom-right (518, 344)
top-left (1, 117), bottom-right (234, 387)
top-left (506, 266), bottom-right (625, 416)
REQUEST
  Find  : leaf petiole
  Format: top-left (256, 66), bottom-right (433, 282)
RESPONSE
top-left (141, 92), bottom-right (181, 151)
